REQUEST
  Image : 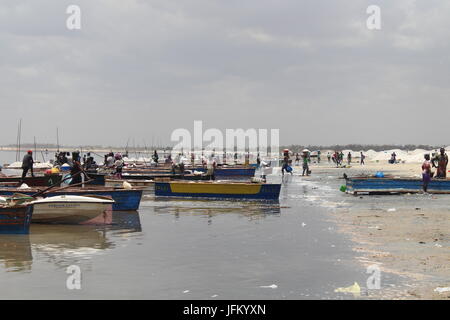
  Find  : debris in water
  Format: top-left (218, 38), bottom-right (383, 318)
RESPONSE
top-left (387, 208), bottom-right (396, 212)
top-left (301, 222), bottom-right (306, 227)
top-left (183, 290), bottom-right (190, 293)
top-left (334, 282), bottom-right (361, 297)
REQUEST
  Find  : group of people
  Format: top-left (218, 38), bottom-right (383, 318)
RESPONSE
top-left (327, 151), bottom-right (365, 166)
top-left (422, 148), bottom-right (448, 192)
top-left (283, 150), bottom-right (310, 176)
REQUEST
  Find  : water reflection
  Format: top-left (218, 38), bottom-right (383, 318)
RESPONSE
top-left (152, 198), bottom-right (281, 222)
top-left (0, 235), bottom-right (32, 272)
top-left (0, 211), bottom-right (142, 272)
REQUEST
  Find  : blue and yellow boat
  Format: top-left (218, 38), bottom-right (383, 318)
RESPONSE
top-left (154, 180), bottom-right (281, 200)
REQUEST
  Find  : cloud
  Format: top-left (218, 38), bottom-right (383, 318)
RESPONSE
top-left (0, 0), bottom-right (449, 147)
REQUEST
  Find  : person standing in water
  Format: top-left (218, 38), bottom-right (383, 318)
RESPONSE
top-left (422, 154), bottom-right (432, 193)
top-left (302, 151), bottom-right (310, 176)
top-left (281, 154), bottom-right (290, 175)
top-left (21, 150), bottom-right (35, 181)
top-left (432, 148), bottom-right (448, 179)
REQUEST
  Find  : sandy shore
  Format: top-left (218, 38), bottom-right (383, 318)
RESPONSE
top-left (311, 161), bottom-right (450, 299)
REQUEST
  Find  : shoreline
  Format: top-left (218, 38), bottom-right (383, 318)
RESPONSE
top-left (311, 163), bottom-right (450, 299)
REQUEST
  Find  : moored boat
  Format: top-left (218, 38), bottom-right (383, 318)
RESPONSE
top-left (0, 203), bottom-right (33, 234)
top-left (345, 176), bottom-right (450, 195)
top-left (0, 174), bottom-right (61, 187)
top-left (154, 180), bottom-right (281, 200)
top-left (30, 195), bottom-right (114, 224)
top-left (0, 187), bottom-right (143, 211)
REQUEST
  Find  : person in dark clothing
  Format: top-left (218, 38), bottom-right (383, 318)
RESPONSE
top-left (432, 147), bottom-right (448, 179)
top-left (21, 150), bottom-right (34, 181)
top-left (153, 150), bottom-right (159, 166)
top-left (70, 151), bottom-right (83, 185)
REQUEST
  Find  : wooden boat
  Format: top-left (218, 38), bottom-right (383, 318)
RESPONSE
top-left (0, 187), bottom-right (143, 211)
top-left (345, 177), bottom-right (450, 195)
top-left (30, 195), bottom-right (114, 224)
top-left (154, 180), bottom-right (281, 200)
top-left (0, 203), bottom-right (33, 234)
top-left (91, 165), bottom-right (256, 179)
top-left (0, 174), bottom-right (61, 187)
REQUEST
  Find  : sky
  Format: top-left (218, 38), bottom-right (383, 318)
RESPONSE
top-left (0, 0), bottom-right (449, 148)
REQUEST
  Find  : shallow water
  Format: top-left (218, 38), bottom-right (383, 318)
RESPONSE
top-left (0, 153), bottom-right (407, 299)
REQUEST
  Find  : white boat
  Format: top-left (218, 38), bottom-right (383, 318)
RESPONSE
top-left (31, 195), bottom-right (114, 224)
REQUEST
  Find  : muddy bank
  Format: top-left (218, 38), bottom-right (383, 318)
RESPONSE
top-left (314, 162), bottom-right (450, 299)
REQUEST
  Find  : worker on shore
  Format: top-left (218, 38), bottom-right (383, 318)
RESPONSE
top-left (281, 150), bottom-right (292, 176)
top-left (327, 152), bottom-right (331, 163)
top-left (389, 152), bottom-right (397, 164)
top-left (206, 158), bottom-right (217, 180)
top-left (347, 152), bottom-right (352, 165)
top-left (302, 151), bottom-right (310, 176)
top-left (21, 150), bottom-right (35, 181)
top-left (360, 152), bottom-right (366, 165)
top-left (432, 148), bottom-right (448, 179)
top-left (295, 153), bottom-right (300, 166)
top-left (317, 150), bottom-right (321, 163)
top-left (333, 151), bottom-right (340, 167)
top-left (422, 154), bottom-right (432, 193)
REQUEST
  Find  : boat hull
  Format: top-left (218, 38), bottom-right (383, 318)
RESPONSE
top-left (0, 189), bottom-right (143, 211)
top-left (0, 174), bottom-right (61, 187)
top-left (346, 177), bottom-right (450, 194)
top-left (32, 202), bottom-right (113, 224)
top-left (0, 205), bottom-right (33, 234)
top-left (155, 181), bottom-right (281, 200)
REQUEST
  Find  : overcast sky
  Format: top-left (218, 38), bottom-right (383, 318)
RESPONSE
top-left (1, 0), bottom-right (449, 148)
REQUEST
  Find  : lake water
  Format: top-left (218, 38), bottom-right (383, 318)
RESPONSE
top-left (0, 150), bottom-right (401, 299)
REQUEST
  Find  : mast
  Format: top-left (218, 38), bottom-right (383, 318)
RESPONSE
top-left (56, 127), bottom-right (60, 153)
